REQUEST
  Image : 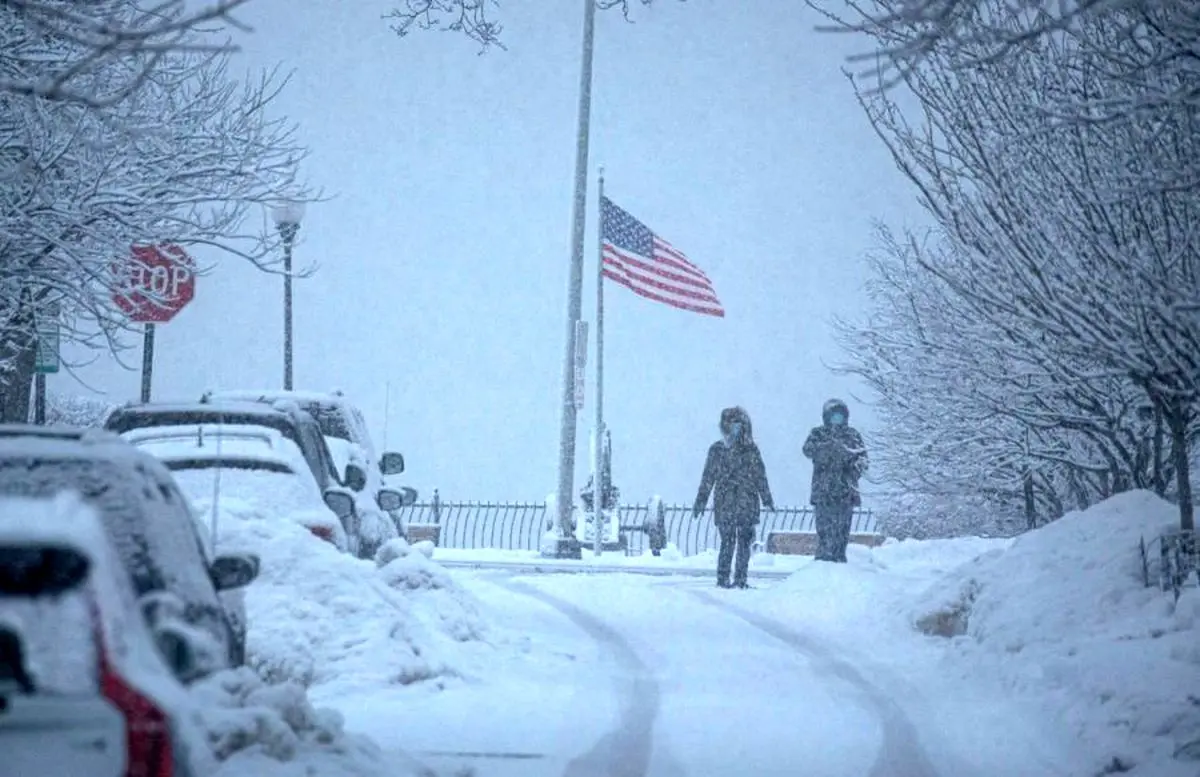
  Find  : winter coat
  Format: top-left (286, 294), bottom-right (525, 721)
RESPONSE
top-left (802, 399), bottom-right (868, 507)
top-left (694, 413), bottom-right (775, 528)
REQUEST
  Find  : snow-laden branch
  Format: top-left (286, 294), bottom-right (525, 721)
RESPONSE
top-left (0, 0), bottom-right (255, 107)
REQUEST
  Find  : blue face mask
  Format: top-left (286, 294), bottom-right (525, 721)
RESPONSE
top-left (723, 421), bottom-right (742, 445)
top-left (829, 412), bottom-right (846, 426)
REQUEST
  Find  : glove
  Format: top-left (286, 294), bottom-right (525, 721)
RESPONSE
top-left (692, 502), bottom-right (703, 519)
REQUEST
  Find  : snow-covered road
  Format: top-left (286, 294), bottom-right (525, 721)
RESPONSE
top-left (327, 570), bottom-right (1093, 777)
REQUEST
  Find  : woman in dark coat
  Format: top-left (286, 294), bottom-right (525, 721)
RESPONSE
top-left (692, 407), bottom-right (775, 588)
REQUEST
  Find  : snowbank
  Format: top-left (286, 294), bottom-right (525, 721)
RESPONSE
top-left (191, 668), bottom-right (396, 777)
top-left (209, 498), bottom-right (490, 701)
top-left (910, 491), bottom-right (1199, 775)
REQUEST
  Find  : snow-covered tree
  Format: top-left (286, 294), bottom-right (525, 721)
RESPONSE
top-left (1, 2), bottom-right (308, 421)
top-left (1, 1), bottom-right (255, 105)
top-left (811, 0), bottom-right (1200, 125)
top-left (385, 0), bottom-right (658, 48)
top-left (839, 0), bottom-right (1199, 533)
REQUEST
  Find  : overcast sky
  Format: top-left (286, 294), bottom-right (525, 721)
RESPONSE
top-left (59, 0), bottom-right (926, 507)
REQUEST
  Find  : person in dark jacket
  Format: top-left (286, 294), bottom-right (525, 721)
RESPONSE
top-left (693, 407), bottom-right (775, 588)
top-left (802, 398), bottom-right (868, 563)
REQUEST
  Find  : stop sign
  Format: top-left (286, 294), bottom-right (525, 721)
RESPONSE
top-left (112, 244), bottom-right (196, 323)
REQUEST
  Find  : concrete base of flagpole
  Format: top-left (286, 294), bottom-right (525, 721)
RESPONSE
top-left (541, 537), bottom-right (583, 560)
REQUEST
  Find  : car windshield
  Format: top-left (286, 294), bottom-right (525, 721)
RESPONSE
top-left (0, 456), bottom-right (224, 635)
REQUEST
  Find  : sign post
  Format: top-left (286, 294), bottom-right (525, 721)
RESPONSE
top-left (573, 320), bottom-right (588, 412)
top-left (112, 244), bottom-right (196, 403)
top-left (33, 302), bottom-right (60, 424)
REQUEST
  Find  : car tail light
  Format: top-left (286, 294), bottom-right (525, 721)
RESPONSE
top-left (89, 598), bottom-right (175, 777)
top-left (308, 525), bottom-right (336, 544)
top-left (100, 659), bottom-right (174, 777)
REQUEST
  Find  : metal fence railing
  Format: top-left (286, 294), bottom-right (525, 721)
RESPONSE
top-left (1141, 530), bottom-right (1198, 601)
top-left (393, 492), bottom-right (878, 558)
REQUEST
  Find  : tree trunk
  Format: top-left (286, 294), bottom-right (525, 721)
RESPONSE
top-left (1166, 399), bottom-right (1195, 533)
top-left (0, 339), bottom-right (36, 423)
top-left (1153, 402), bottom-right (1169, 496)
top-left (1023, 467), bottom-right (1037, 530)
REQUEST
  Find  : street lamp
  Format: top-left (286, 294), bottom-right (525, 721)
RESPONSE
top-left (271, 199), bottom-right (305, 390)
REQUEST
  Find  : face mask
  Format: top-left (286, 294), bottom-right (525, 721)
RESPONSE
top-left (829, 412), bottom-right (846, 426)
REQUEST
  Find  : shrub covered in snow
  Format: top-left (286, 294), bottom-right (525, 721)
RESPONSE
top-left (191, 667), bottom-right (396, 777)
top-left (41, 392), bottom-right (117, 427)
top-left (210, 501), bottom-right (490, 699)
top-left (878, 490), bottom-right (1026, 540)
top-left (911, 490), bottom-right (1200, 775)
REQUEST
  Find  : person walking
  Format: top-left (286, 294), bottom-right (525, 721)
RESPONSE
top-left (693, 407), bottom-right (775, 588)
top-left (802, 398), bottom-right (868, 563)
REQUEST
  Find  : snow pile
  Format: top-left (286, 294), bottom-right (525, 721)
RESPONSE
top-left (210, 498), bottom-right (490, 700)
top-left (910, 490), bottom-right (1199, 775)
top-left (191, 667), bottom-right (404, 777)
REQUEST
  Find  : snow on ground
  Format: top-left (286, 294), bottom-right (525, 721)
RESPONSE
top-left (734, 490), bottom-right (1198, 777)
top-left (431, 542), bottom-right (809, 577)
top-left (910, 490), bottom-right (1199, 776)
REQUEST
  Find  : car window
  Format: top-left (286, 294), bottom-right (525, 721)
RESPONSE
top-left (299, 401), bottom-right (355, 442)
top-left (0, 588), bottom-right (98, 695)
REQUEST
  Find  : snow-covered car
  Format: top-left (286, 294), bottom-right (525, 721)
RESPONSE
top-left (201, 389), bottom-right (417, 539)
top-left (0, 425), bottom-right (257, 676)
top-left (105, 400), bottom-right (392, 558)
top-left (0, 492), bottom-right (212, 777)
top-left (201, 390), bottom-right (416, 553)
top-left (121, 423), bottom-right (355, 551)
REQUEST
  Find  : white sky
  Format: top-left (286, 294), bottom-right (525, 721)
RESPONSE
top-left (59, 0), bottom-right (926, 507)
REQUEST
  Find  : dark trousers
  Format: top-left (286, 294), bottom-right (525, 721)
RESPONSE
top-left (717, 523), bottom-right (755, 586)
top-left (814, 502), bottom-right (854, 562)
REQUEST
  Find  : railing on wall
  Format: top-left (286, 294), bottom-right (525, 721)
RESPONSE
top-left (392, 491), bottom-right (878, 558)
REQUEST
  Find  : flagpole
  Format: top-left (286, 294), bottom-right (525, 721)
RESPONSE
top-left (553, 0), bottom-right (597, 557)
top-left (593, 167), bottom-right (606, 558)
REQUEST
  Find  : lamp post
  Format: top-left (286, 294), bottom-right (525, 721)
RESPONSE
top-left (271, 200), bottom-right (305, 390)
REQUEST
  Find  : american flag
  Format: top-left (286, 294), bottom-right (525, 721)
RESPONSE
top-left (600, 196), bottom-right (724, 318)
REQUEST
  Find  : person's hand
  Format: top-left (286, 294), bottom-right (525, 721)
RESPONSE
top-left (692, 504), bottom-right (703, 520)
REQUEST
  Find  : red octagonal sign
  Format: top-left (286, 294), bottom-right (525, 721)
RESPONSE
top-left (112, 244), bottom-right (196, 324)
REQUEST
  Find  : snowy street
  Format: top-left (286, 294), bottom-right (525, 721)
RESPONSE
top-left (326, 568), bottom-right (1099, 777)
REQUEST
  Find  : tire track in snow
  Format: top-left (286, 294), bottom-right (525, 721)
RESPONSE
top-left (689, 590), bottom-right (940, 777)
top-left (489, 577), bottom-right (682, 777)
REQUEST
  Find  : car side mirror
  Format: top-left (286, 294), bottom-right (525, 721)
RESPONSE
top-left (377, 487), bottom-right (417, 511)
top-left (209, 553), bottom-right (259, 591)
top-left (0, 545), bottom-right (91, 597)
top-left (379, 452), bottom-right (405, 476)
top-left (344, 463), bottom-right (367, 492)
top-left (323, 489), bottom-right (355, 520)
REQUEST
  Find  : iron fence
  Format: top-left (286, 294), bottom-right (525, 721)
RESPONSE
top-left (1140, 530), bottom-right (1198, 601)
top-left (394, 491), bottom-right (878, 558)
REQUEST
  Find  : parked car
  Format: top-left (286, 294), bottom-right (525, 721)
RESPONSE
top-left (121, 423), bottom-right (359, 550)
top-left (1, 492), bottom-right (211, 777)
top-left (0, 425), bottom-right (257, 676)
top-left (201, 389), bottom-right (417, 533)
top-left (103, 400), bottom-right (391, 557)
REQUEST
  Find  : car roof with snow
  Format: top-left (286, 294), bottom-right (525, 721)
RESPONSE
top-left (204, 389), bottom-right (373, 451)
top-left (105, 401), bottom-right (342, 490)
top-left (122, 423), bottom-right (303, 472)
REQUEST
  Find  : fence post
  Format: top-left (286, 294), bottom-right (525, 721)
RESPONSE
top-left (432, 489), bottom-right (441, 525)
